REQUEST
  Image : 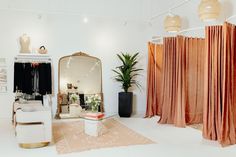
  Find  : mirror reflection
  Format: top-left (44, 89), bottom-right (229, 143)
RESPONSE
top-left (55, 52), bottom-right (103, 119)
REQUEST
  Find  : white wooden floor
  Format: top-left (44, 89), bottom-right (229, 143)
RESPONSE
top-left (0, 116), bottom-right (236, 157)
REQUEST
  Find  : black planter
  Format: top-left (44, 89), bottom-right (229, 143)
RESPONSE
top-left (118, 92), bottom-right (133, 117)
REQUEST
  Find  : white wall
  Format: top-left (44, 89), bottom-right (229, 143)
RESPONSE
top-left (1, 0), bottom-right (236, 118)
top-left (0, 0), bottom-right (150, 118)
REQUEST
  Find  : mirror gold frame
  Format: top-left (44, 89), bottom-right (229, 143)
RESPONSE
top-left (55, 52), bottom-right (103, 119)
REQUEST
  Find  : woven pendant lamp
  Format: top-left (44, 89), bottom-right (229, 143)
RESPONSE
top-left (164, 15), bottom-right (181, 33)
top-left (198, 0), bottom-right (221, 21)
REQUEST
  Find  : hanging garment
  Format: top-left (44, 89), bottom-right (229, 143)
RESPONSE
top-left (32, 64), bottom-right (39, 93)
top-left (14, 63), bottom-right (23, 92)
top-left (38, 63), bottom-right (52, 95)
top-left (79, 94), bottom-right (85, 107)
top-left (14, 62), bottom-right (52, 95)
top-left (14, 63), bottom-right (33, 94)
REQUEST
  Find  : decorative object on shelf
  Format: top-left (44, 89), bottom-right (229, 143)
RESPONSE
top-left (19, 33), bottom-right (31, 53)
top-left (198, 0), bottom-right (221, 21)
top-left (85, 94), bottom-right (101, 112)
top-left (0, 58), bottom-right (7, 93)
top-left (112, 52), bottom-right (143, 117)
top-left (67, 83), bottom-right (72, 89)
top-left (38, 46), bottom-right (48, 54)
top-left (73, 86), bottom-right (78, 89)
top-left (164, 14), bottom-right (181, 33)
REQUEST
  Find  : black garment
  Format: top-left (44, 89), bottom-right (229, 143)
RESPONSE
top-left (38, 63), bottom-right (52, 95)
top-left (14, 63), bottom-right (23, 92)
top-left (14, 62), bottom-right (52, 95)
top-left (14, 63), bottom-right (33, 94)
top-left (79, 94), bottom-right (85, 107)
top-left (35, 95), bottom-right (44, 104)
top-left (32, 65), bottom-right (39, 93)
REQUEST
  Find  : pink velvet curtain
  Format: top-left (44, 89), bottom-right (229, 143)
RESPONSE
top-left (222, 22), bottom-right (236, 146)
top-left (203, 22), bottom-right (236, 146)
top-left (146, 22), bottom-right (236, 146)
top-left (158, 36), bottom-right (205, 127)
top-left (158, 37), bottom-right (179, 125)
top-left (146, 42), bottom-right (163, 117)
top-left (185, 37), bottom-right (205, 124)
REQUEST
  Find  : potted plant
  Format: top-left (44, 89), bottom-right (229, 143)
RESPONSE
top-left (112, 52), bottom-right (143, 117)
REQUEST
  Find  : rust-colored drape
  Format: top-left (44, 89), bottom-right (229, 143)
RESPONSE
top-left (185, 37), bottom-right (205, 124)
top-left (155, 44), bottom-right (163, 115)
top-left (159, 37), bottom-right (179, 125)
top-left (146, 42), bottom-right (163, 117)
top-left (159, 36), bottom-right (205, 127)
top-left (146, 22), bottom-right (236, 146)
top-left (203, 25), bottom-right (224, 142)
top-left (203, 22), bottom-right (236, 146)
top-left (221, 22), bottom-right (236, 146)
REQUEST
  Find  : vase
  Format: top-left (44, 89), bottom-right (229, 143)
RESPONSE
top-left (118, 92), bottom-right (133, 117)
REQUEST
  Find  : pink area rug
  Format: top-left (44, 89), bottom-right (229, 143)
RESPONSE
top-left (53, 119), bottom-right (155, 154)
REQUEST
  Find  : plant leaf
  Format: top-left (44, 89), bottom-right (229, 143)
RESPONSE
top-left (112, 52), bottom-right (143, 92)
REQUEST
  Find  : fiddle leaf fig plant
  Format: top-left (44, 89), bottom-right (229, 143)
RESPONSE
top-left (112, 52), bottom-right (143, 92)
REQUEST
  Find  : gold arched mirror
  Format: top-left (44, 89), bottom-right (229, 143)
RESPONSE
top-left (55, 52), bottom-right (103, 119)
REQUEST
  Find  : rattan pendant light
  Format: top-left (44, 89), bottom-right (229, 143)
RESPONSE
top-left (198, 0), bottom-right (221, 21)
top-left (164, 14), bottom-right (181, 33)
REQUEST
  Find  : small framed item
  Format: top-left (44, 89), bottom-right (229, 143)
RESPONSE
top-left (0, 58), bottom-right (7, 93)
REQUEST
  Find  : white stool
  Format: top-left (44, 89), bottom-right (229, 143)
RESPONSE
top-left (15, 106), bottom-right (52, 148)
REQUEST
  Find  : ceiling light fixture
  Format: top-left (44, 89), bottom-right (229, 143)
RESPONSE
top-left (164, 14), bottom-right (181, 33)
top-left (83, 17), bottom-right (88, 23)
top-left (198, 0), bottom-right (221, 21)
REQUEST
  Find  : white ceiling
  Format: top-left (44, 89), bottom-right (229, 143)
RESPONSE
top-left (0, 0), bottom-right (186, 21)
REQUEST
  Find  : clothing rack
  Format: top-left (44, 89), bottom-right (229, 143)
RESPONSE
top-left (14, 54), bottom-right (52, 63)
top-left (14, 54), bottom-right (52, 95)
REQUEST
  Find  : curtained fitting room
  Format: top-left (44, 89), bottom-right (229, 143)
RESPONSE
top-left (0, 0), bottom-right (236, 157)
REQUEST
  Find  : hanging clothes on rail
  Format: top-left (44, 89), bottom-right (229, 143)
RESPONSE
top-left (38, 63), bottom-right (52, 95)
top-left (32, 63), bottom-right (39, 93)
top-left (14, 62), bottom-right (52, 95)
top-left (14, 63), bottom-right (33, 94)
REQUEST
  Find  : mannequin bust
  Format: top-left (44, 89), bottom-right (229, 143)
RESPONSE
top-left (19, 34), bottom-right (31, 53)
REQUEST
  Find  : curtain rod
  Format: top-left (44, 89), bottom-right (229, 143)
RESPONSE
top-left (151, 14), bottom-right (236, 43)
top-left (226, 14), bottom-right (236, 21)
top-left (178, 26), bottom-right (204, 34)
top-left (151, 26), bottom-right (205, 43)
top-left (150, 0), bottom-right (191, 21)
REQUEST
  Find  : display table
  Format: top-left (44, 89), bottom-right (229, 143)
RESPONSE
top-left (60, 111), bottom-right (116, 136)
top-left (81, 112), bottom-right (116, 137)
